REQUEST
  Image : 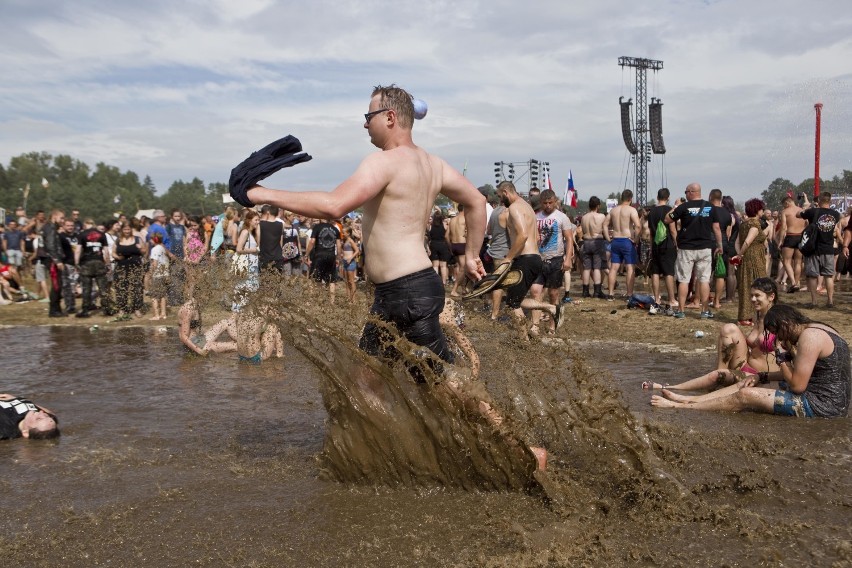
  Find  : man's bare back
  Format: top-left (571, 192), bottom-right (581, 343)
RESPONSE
top-left (780, 204), bottom-right (806, 236)
top-left (581, 211), bottom-right (606, 239)
top-left (506, 199), bottom-right (541, 257)
top-left (448, 211), bottom-right (466, 245)
top-left (605, 203), bottom-right (639, 240)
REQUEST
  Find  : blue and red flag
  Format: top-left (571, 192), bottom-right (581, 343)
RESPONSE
top-left (564, 170), bottom-right (578, 208)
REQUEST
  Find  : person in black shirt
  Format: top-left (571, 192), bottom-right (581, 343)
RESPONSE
top-left (647, 187), bottom-right (676, 309)
top-left (258, 205), bottom-right (285, 275)
top-left (306, 219), bottom-right (341, 302)
top-left (665, 183), bottom-right (723, 319)
top-left (59, 219), bottom-right (79, 314)
top-left (76, 218), bottom-right (113, 317)
top-left (798, 192), bottom-right (842, 308)
top-left (0, 394), bottom-right (59, 440)
top-left (42, 209), bottom-right (67, 317)
top-left (709, 188), bottom-right (733, 309)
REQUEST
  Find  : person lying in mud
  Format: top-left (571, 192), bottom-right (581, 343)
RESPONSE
top-left (642, 278), bottom-right (780, 392)
top-left (235, 308), bottom-right (284, 364)
top-left (0, 394), bottom-right (60, 440)
top-left (178, 298), bottom-right (239, 356)
top-left (651, 305), bottom-right (851, 418)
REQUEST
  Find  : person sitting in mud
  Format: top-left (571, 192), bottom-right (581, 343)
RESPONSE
top-left (651, 304), bottom-right (851, 417)
top-left (235, 308), bottom-right (284, 364)
top-left (0, 394), bottom-right (60, 440)
top-left (0, 262), bottom-right (24, 303)
top-left (178, 298), bottom-right (238, 356)
top-left (642, 277), bottom-right (780, 392)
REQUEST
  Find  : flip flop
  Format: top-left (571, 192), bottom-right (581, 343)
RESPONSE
top-left (462, 263), bottom-right (515, 300)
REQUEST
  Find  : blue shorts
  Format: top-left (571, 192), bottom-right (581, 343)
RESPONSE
top-left (239, 352), bottom-right (262, 365)
top-left (610, 238), bottom-right (637, 265)
top-left (773, 387), bottom-right (814, 417)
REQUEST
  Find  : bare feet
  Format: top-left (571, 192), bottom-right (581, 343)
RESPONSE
top-left (660, 389), bottom-right (695, 403)
top-left (530, 446), bottom-right (547, 471)
top-left (650, 395), bottom-right (680, 408)
top-left (641, 380), bottom-right (666, 390)
top-left (478, 401), bottom-right (503, 428)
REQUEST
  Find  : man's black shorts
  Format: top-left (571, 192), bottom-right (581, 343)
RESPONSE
top-left (782, 234), bottom-right (802, 249)
top-left (310, 253), bottom-right (337, 283)
top-left (359, 267), bottom-right (453, 369)
top-left (649, 245), bottom-right (676, 277)
top-left (534, 256), bottom-right (564, 289)
top-left (506, 254), bottom-right (543, 309)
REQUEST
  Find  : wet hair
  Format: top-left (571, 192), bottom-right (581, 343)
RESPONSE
top-left (722, 196), bottom-right (736, 215)
top-left (620, 189), bottom-right (633, 203)
top-left (657, 187), bottom-right (670, 201)
top-left (750, 277), bottom-right (778, 305)
top-left (540, 189), bottom-right (557, 202)
top-left (763, 304), bottom-right (816, 339)
top-left (28, 427), bottom-right (60, 440)
top-left (27, 411), bottom-right (60, 440)
top-left (497, 181), bottom-right (517, 194)
top-left (371, 84), bottom-right (415, 129)
top-left (588, 196), bottom-right (601, 210)
top-left (744, 198), bottom-right (765, 218)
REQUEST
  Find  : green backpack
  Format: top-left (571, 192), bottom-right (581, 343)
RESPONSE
top-left (654, 219), bottom-right (668, 245)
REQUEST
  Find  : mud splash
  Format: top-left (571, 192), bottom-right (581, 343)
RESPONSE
top-left (1, 258), bottom-right (850, 566)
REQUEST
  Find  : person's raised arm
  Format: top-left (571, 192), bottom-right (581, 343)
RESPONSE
top-left (781, 329), bottom-right (827, 394)
top-left (247, 153), bottom-right (390, 220)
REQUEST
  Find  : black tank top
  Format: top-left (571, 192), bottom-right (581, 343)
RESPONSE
top-left (115, 237), bottom-right (143, 266)
top-left (429, 223), bottom-right (446, 241)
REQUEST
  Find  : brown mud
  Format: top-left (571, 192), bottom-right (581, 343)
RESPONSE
top-left (1, 265), bottom-right (850, 566)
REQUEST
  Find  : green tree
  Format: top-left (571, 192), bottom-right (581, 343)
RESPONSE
top-left (158, 178), bottom-right (209, 216)
top-left (761, 177), bottom-right (796, 211)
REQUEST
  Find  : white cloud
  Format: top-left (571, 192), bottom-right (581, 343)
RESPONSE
top-left (0, 0), bottom-right (850, 203)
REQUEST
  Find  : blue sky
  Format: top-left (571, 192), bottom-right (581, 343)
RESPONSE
top-left (1, 0), bottom-right (850, 205)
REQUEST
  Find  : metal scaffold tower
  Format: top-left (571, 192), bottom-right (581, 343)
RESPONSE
top-left (618, 56), bottom-right (664, 205)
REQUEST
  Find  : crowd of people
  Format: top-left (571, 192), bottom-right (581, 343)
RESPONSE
top-left (1, 84), bottom-right (849, 442)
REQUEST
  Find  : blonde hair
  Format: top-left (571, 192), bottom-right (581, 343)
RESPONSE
top-left (371, 84), bottom-right (415, 129)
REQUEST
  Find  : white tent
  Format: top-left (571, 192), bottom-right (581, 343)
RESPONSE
top-left (135, 209), bottom-right (157, 220)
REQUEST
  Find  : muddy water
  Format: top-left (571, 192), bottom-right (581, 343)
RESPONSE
top-left (1, 296), bottom-right (850, 566)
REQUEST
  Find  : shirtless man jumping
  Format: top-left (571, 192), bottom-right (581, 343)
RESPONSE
top-left (497, 181), bottom-right (564, 340)
top-left (240, 84), bottom-right (486, 365)
top-left (778, 195), bottom-right (807, 292)
top-left (604, 189), bottom-right (641, 299)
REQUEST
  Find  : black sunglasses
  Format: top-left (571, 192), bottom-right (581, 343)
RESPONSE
top-left (364, 108), bottom-right (390, 124)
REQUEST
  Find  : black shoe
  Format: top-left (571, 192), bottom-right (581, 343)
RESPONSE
top-left (75, 311), bottom-right (91, 318)
top-left (102, 309), bottom-right (117, 316)
top-left (65, 307), bottom-right (77, 314)
top-left (594, 292), bottom-right (607, 300)
top-left (49, 311), bottom-right (66, 318)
